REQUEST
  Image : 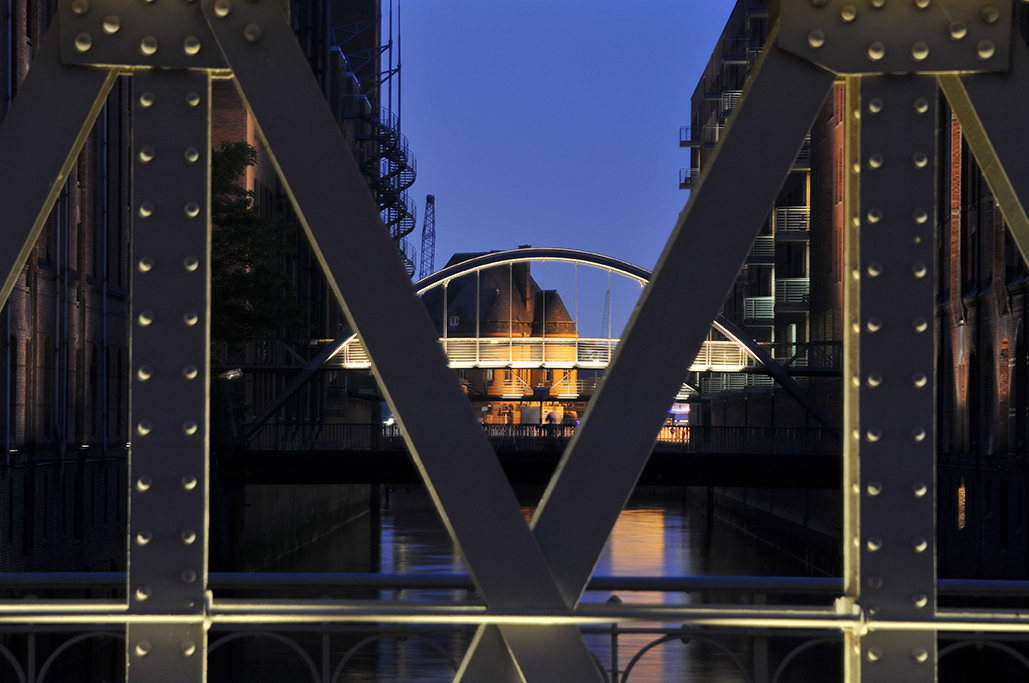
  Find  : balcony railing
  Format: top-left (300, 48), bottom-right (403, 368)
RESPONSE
top-left (744, 296), bottom-right (774, 320)
top-left (679, 167), bottom-right (699, 189)
top-left (679, 125), bottom-right (699, 147)
top-left (775, 278), bottom-right (810, 304)
top-left (773, 206), bottom-right (810, 233)
top-left (747, 235), bottom-right (775, 262)
top-left (721, 90), bottom-right (742, 117)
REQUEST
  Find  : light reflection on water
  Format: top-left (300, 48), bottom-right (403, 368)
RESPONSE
top-left (220, 488), bottom-right (837, 682)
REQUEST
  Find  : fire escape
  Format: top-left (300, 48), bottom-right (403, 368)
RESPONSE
top-left (332, 14), bottom-right (418, 276)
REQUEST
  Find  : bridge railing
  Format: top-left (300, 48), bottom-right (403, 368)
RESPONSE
top-left (244, 423), bottom-right (839, 454)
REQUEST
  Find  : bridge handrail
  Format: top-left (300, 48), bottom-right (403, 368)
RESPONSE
top-left (244, 423), bottom-right (840, 454)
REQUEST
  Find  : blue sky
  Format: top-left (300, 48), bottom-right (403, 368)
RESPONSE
top-left (396, 1), bottom-right (738, 274)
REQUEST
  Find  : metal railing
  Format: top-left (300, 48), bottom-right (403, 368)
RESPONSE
top-left (744, 296), bottom-right (774, 320)
top-left (775, 278), bottom-right (810, 304)
top-left (679, 125), bottom-right (698, 147)
top-left (245, 423), bottom-right (840, 455)
top-left (773, 206), bottom-right (810, 233)
top-left (679, 167), bottom-right (699, 188)
top-left (721, 89), bottom-right (742, 116)
top-left (748, 234), bottom-right (775, 261)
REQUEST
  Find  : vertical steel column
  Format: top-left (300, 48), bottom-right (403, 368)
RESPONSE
top-left (854, 76), bottom-right (936, 681)
top-left (126, 70), bottom-right (210, 682)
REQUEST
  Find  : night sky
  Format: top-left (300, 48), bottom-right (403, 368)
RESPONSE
top-left (396, 1), bottom-right (739, 276)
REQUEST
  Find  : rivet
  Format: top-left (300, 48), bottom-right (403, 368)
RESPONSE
top-left (184, 147), bottom-right (200, 163)
top-left (912, 536), bottom-right (928, 552)
top-left (978, 39), bottom-right (996, 59)
top-left (867, 576), bottom-right (883, 590)
top-left (74, 32), bottom-right (92, 52)
top-left (183, 310), bottom-right (199, 327)
top-left (244, 23), bottom-right (263, 42)
top-left (139, 92), bottom-right (156, 108)
top-left (866, 427), bottom-right (882, 442)
top-left (852, 429), bottom-right (860, 441)
top-left (181, 529), bottom-right (197, 545)
top-left (949, 20), bottom-right (968, 40)
top-left (135, 530), bottom-right (152, 546)
top-left (867, 209), bottom-right (882, 223)
top-left (913, 317), bottom-right (928, 332)
top-left (180, 640), bottom-right (197, 657)
top-left (851, 269), bottom-right (860, 280)
top-left (867, 262), bottom-right (883, 277)
top-left (914, 236), bottom-right (922, 244)
top-left (840, 4), bottom-right (857, 21)
top-left (912, 427), bottom-right (927, 441)
top-left (182, 475), bottom-right (198, 490)
top-left (851, 323), bottom-right (861, 334)
top-left (214, 0), bottom-right (231, 16)
top-left (867, 317), bottom-right (882, 332)
top-left (136, 475), bottom-right (152, 492)
top-left (871, 0), bottom-right (885, 7)
top-left (851, 376), bottom-right (860, 387)
top-left (981, 5), bottom-right (1000, 23)
top-left (183, 365), bottom-right (199, 380)
top-left (866, 604), bottom-right (879, 615)
top-left (183, 36), bottom-right (201, 55)
top-left (184, 256), bottom-right (200, 271)
top-left (912, 481), bottom-right (928, 497)
top-left (183, 202), bottom-right (200, 218)
top-left (866, 646), bottom-right (883, 661)
top-left (866, 536), bottom-right (883, 551)
top-left (867, 480), bottom-right (883, 496)
top-left (137, 256), bottom-right (154, 272)
top-left (138, 202), bottom-right (154, 218)
top-left (912, 647), bottom-right (929, 663)
top-left (808, 29), bottom-right (826, 48)
top-left (868, 98), bottom-right (884, 113)
top-left (140, 36), bottom-right (159, 55)
top-left (137, 310), bottom-right (154, 326)
top-left (913, 208), bottom-right (928, 223)
top-left (182, 420), bottom-right (198, 435)
top-left (912, 593), bottom-right (928, 608)
top-left (911, 41), bottom-right (929, 60)
top-left (181, 569), bottom-right (197, 585)
top-left (852, 162), bottom-right (861, 174)
top-left (914, 0), bottom-right (929, 7)
top-left (912, 263), bottom-right (927, 278)
top-left (912, 372), bottom-right (928, 387)
top-left (134, 641), bottom-right (151, 657)
top-left (186, 92), bottom-right (201, 107)
top-left (136, 420), bottom-right (153, 436)
top-left (71, 0), bottom-right (89, 14)
top-left (136, 365), bottom-right (153, 381)
top-left (914, 98), bottom-right (929, 114)
top-left (102, 15), bottom-right (120, 34)
top-left (868, 41), bottom-right (886, 60)
top-left (812, 0), bottom-right (828, 6)
top-left (138, 146), bottom-right (155, 163)
top-left (913, 152), bottom-right (928, 168)
top-left (868, 153), bottom-right (884, 169)
top-left (867, 372), bottom-right (883, 387)
top-left (135, 585), bottom-right (152, 602)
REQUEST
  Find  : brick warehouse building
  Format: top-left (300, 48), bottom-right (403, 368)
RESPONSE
top-left (687, 0), bottom-right (1029, 581)
top-left (0, 0), bottom-right (403, 576)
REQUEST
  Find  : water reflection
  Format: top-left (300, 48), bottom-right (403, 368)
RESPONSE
top-left (214, 488), bottom-right (837, 682)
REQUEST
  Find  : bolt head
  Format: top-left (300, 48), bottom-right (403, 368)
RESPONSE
top-left (214, 0), bottom-right (231, 17)
top-left (134, 641), bottom-right (151, 657)
top-left (140, 36), bottom-right (159, 56)
top-left (74, 32), bottom-right (92, 52)
top-left (868, 41), bottom-right (886, 61)
top-left (808, 29), bottom-right (826, 49)
top-left (949, 20), bottom-right (968, 40)
top-left (71, 0), bottom-right (89, 14)
top-left (978, 39), bottom-right (996, 60)
top-left (911, 41), bottom-right (929, 60)
top-left (102, 15), bottom-right (120, 34)
top-left (183, 36), bottom-right (201, 55)
top-left (244, 22), bottom-right (263, 42)
top-left (135, 585), bottom-right (153, 602)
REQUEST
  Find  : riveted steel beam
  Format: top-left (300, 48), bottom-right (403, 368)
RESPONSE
top-left (126, 69), bottom-right (211, 682)
top-left (851, 75), bottom-right (937, 683)
top-left (0, 19), bottom-right (116, 308)
top-left (938, 33), bottom-right (1029, 266)
top-left (201, 1), bottom-right (603, 680)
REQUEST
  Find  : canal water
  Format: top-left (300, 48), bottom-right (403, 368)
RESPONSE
top-left (209, 487), bottom-right (842, 682)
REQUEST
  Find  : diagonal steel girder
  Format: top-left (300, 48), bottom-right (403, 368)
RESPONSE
top-left (938, 32), bottom-right (1029, 266)
top-left (0, 17), bottom-right (117, 306)
top-left (454, 23), bottom-right (837, 680)
top-left (202, 1), bottom-right (603, 680)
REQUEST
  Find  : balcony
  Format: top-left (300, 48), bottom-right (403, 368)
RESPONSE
top-left (679, 125), bottom-right (700, 148)
top-left (792, 135), bottom-right (812, 170)
top-left (775, 278), bottom-right (810, 307)
top-left (702, 123), bottom-right (724, 147)
top-left (721, 90), bottom-right (742, 117)
top-left (747, 235), bottom-right (775, 264)
top-left (773, 206), bottom-right (810, 235)
top-left (744, 296), bottom-right (774, 323)
top-left (679, 167), bottom-right (699, 189)
top-left (723, 37), bottom-right (749, 65)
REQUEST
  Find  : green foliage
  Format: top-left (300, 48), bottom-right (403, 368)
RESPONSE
top-left (210, 141), bottom-right (306, 346)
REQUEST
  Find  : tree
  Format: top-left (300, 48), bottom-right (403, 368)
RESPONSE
top-left (210, 141), bottom-right (306, 346)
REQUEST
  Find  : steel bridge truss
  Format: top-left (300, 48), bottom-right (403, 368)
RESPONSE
top-left (0, 0), bottom-right (1027, 681)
